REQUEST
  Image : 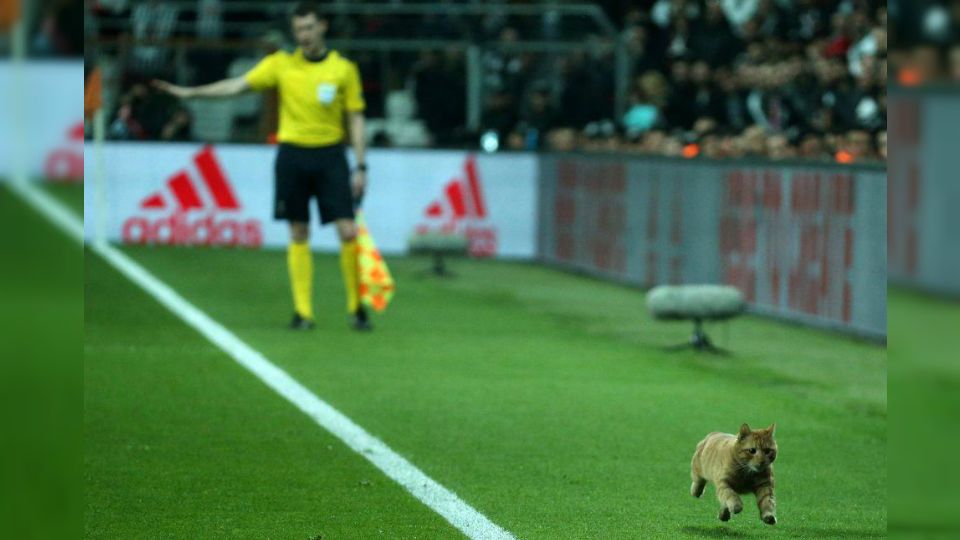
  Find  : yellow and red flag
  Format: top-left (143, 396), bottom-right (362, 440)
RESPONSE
top-left (356, 211), bottom-right (395, 312)
top-left (85, 66), bottom-right (103, 119)
top-left (0, 0), bottom-right (20, 30)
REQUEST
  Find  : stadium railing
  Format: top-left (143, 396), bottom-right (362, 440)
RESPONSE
top-left (86, 2), bottom-right (629, 144)
top-left (537, 152), bottom-right (887, 340)
top-left (888, 85), bottom-right (960, 299)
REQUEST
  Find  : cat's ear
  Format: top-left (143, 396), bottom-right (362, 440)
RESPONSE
top-left (766, 423), bottom-right (776, 436)
top-left (738, 423), bottom-right (751, 440)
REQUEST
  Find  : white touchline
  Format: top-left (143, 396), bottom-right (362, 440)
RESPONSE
top-left (7, 180), bottom-right (515, 540)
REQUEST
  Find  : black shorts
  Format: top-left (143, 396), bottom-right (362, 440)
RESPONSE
top-left (274, 143), bottom-right (354, 224)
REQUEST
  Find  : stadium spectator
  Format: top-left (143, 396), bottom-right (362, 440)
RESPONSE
top-left (516, 87), bottom-right (560, 148)
top-left (108, 82), bottom-right (191, 141)
top-left (129, 0), bottom-right (179, 79)
top-left (413, 48), bottom-right (467, 146)
top-left (158, 107), bottom-right (193, 142)
top-left (722, 0), bottom-right (760, 33)
top-left (196, 0), bottom-right (222, 41)
top-left (713, 67), bottom-right (749, 131)
top-left (765, 133), bottom-right (796, 160)
top-left (545, 127), bottom-right (577, 151)
top-left (31, 0), bottom-right (84, 56)
top-left (664, 59), bottom-right (695, 129)
top-left (188, 0), bottom-right (230, 85)
top-left (622, 72), bottom-right (667, 138)
top-left (949, 45), bottom-right (960, 81)
top-left (798, 132), bottom-right (830, 161)
top-left (828, 129), bottom-right (874, 163)
top-left (687, 61), bottom-right (725, 128)
top-left (623, 20), bottom-right (662, 76)
top-left (108, 89), bottom-right (146, 140)
top-left (87, 0), bottom-right (130, 40)
top-left (740, 124), bottom-right (769, 158)
top-left (481, 27), bottom-right (525, 133)
top-left (888, 0), bottom-right (960, 85)
top-left (90, 0), bottom-right (888, 163)
top-left (690, 0), bottom-right (741, 67)
top-left (652, 0), bottom-right (701, 29)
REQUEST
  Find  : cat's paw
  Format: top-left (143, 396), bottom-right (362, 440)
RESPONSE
top-left (762, 514), bottom-right (777, 525)
top-left (730, 500), bottom-right (744, 514)
top-left (718, 508), bottom-right (731, 521)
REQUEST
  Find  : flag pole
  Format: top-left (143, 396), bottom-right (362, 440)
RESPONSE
top-left (10, 0), bottom-right (27, 188)
top-left (93, 100), bottom-right (107, 246)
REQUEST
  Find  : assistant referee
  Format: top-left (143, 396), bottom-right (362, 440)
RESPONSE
top-left (155, 2), bottom-right (371, 331)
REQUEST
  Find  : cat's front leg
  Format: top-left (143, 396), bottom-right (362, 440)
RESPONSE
top-left (715, 481), bottom-right (743, 521)
top-left (755, 482), bottom-right (777, 525)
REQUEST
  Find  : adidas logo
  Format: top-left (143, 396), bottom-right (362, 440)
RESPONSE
top-left (122, 145), bottom-right (262, 247)
top-left (417, 155), bottom-right (497, 256)
top-left (423, 155), bottom-right (487, 222)
top-left (44, 121), bottom-right (85, 181)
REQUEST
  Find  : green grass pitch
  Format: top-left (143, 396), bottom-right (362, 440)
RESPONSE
top-left (41, 183), bottom-right (887, 538)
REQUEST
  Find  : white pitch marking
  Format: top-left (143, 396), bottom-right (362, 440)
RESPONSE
top-left (7, 180), bottom-right (515, 540)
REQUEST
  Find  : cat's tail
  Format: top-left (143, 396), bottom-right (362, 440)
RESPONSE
top-left (690, 437), bottom-right (708, 497)
top-left (690, 477), bottom-right (707, 497)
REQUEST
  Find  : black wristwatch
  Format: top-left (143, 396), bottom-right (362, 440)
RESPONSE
top-left (355, 163), bottom-right (368, 172)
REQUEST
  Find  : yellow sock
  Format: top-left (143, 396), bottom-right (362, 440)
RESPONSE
top-left (287, 241), bottom-right (314, 320)
top-left (340, 240), bottom-right (360, 314)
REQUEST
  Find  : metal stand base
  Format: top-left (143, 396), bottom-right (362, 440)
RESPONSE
top-left (665, 319), bottom-right (728, 354)
top-left (417, 252), bottom-right (456, 278)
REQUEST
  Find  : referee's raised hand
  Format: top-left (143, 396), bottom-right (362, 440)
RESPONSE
top-left (152, 80), bottom-right (193, 99)
top-left (151, 77), bottom-right (250, 100)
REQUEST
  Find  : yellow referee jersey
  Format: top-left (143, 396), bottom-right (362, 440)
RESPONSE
top-left (245, 49), bottom-right (365, 147)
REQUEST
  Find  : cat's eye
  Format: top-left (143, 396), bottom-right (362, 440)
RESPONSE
top-left (748, 448), bottom-right (757, 455)
top-left (765, 449), bottom-right (774, 454)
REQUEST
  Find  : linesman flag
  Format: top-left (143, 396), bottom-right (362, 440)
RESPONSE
top-left (0, 0), bottom-right (20, 29)
top-left (356, 212), bottom-right (395, 312)
top-left (85, 61), bottom-right (103, 119)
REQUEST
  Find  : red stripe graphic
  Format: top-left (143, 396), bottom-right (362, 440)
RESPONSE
top-left (464, 156), bottom-right (486, 218)
top-left (421, 156), bottom-right (488, 222)
top-left (70, 122), bottom-right (85, 141)
top-left (168, 171), bottom-right (204, 210)
top-left (141, 192), bottom-right (166, 209)
top-left (194, 146), bottom-right (240, 210)
top-left (842, 282), bottom-right (852, 322)
top-left (425, 201), bottom-right (444, 218)
top-left (445, 181), bottom-right (467, 219)
top-left (844, 228), bottom-right (854, 269)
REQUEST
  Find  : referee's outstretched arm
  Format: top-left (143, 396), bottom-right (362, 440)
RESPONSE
top-left (152, 76), bottom-right (250, 100)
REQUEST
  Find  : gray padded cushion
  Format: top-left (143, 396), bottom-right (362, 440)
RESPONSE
top-left (646, 285), bottom-right (746, 321)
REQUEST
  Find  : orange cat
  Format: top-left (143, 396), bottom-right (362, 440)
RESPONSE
top-left (690, 423), bottom-right (778, 525)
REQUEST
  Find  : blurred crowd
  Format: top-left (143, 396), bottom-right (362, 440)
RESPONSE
top-left (888, 0), bottom-right (960, 85)
top-left (107, 82), bottom-right (193, 142)
top-left (477, 0), bottom-right (888, 162)
top-left (87, 0), bottom-right (889, 163)
top-left (0, 0), bottom-right (83, 57)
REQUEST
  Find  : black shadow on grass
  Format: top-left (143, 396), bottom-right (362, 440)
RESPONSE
top-left (786, 526), bottom-right (886, 538)
top-left (888, 522), bottom-right (959, 535)
top-left (680, 526), bottom-right (750, 538)
top-left (683, 525), bottom-right (886, 538)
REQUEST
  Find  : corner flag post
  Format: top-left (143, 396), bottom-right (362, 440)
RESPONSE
top-left (94, 106), bottom-right (107, 246)
top-left (3, 0), bottom-right (27, 187)
top-left (86, 63), bottom-right (107, 246)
